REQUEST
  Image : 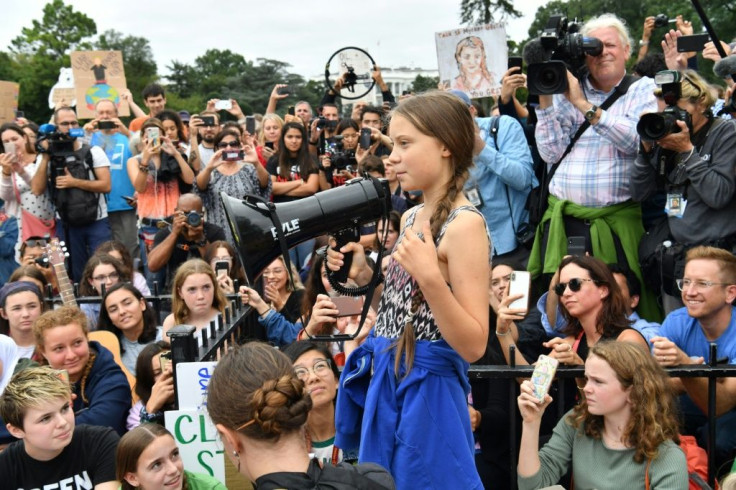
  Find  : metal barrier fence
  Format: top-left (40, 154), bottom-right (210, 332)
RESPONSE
top-left (63, 288), bottom-right (734, 489)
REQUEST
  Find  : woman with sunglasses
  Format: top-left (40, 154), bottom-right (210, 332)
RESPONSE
top-left (195, 129), bottom-right (271, 245)
top-left (496, 255), bottom-right (648, 371)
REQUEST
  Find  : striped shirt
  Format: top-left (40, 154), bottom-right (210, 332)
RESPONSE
top-left (535, 75), bottom-right (658, 207)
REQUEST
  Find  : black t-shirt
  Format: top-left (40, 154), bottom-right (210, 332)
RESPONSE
top-left (266, 155), bottom-right (318, 203)
top-left (0, 424), bottom-right (119, 489)
top-left (153, 222), bottom-right (227, 289)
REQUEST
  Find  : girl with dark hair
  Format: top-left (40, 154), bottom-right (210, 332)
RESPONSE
top-left (126, 341), bottom-right (174, 430)
top-left (117, 424), bottom-right (225, 489)
top-left (266, 122), bottom-right (319, 203)
top-left (0, 281), bottom-right (46, 360)
top-left (517, 341), bottom-right (687, 489)
top-left (195, 128), bottom-right (271, 244)
top-left (98, 282), bottom-right (161, 375)
top-left (96, 239), bottom-right (151, 295)
top-left (78, 253), bottom-right (132, 331)
top-left (157, 109), bottom-right (188, 152)
top-left (266, 122), bottom-right (319, 269)
top-left (207, 342), bottom-right (394, 488)
top-left (0, 122), bottom-right (55, 242)
top-left (326, 91), bottom-right (491, 488)
top-left (282, 341), bottom-right (352, 465)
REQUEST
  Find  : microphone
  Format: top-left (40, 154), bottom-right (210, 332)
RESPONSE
top-left (714, 55), bottom-right (736, 79)
top-left (523, 38), bottom-right (551, 65)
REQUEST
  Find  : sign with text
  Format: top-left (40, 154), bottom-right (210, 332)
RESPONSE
top-left (435, 23), bottom-right (507, 99)
top-left (176, 361), bottom-right (217, 411)
top-left (0, 81), bottom-right (19, 124)
top-left (70, 50), bottom-right (130, 119)
top-left (165, 410), bottom-right (225, 484)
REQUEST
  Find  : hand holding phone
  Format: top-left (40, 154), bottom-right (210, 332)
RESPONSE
top-left (508, 271), bottom-right (530, 311)
top-left (331, 295), bottom-right (363, 317)
top-left (245, 116), bottom-right (256, 135)
top-left (567, 236), bottom-right (586, 257)
top-left (359, 128), bottom-right (372, 149)
top-left (531, 354), bottom-right (559, 401)
top-left (214, 99), bottom-right (233, 111)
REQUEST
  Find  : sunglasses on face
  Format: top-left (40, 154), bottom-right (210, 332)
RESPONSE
top-left (218, 141), bottom-right (240, 149)
top-left (25, 239), bottom-right (47, 248)
top-left (554, 278), bottom-right (595, 296)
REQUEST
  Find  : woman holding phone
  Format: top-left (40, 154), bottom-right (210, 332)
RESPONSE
top-left (196, 129), bottom-right (271, 245)
top-left (517, 341), bottom-right (687, 489)
top-left (256, 113), bottom-right (283, 165)
top-left (127, 118), bottom-right (195, 287)
top-left (203, 240), bottom-right (247, 295)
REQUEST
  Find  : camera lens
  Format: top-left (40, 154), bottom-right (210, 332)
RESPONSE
top-left (637, 113), bottom-right (674, 141)
top-left (187, 211), bottom-right (202, 227)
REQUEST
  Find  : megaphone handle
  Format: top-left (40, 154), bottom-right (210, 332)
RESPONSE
top-left (332, 228), bottom-right (359, 283)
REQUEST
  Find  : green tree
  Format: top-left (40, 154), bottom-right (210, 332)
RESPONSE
top-left (8, 0), bottom-right (97, 122)
top-left (95, 30), bottom-right (158, 101)
top-left (460, 0), bottom-right (522, 25)
top-left (410, 74), bottom-right (440, 93)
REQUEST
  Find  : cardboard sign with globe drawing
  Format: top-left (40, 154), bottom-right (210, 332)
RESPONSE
top-left (70, 50), bottom-right (130, 119)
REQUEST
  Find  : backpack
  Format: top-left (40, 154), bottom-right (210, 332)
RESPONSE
top-left (645, 435), bottom-right (718, 490)
top-left (51, 144), bottom-right (100, 226)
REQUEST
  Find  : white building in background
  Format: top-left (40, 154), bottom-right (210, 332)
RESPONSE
top-left (309, 66), bottom-right (439, 108)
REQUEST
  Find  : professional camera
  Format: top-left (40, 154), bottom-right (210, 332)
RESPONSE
top-left (325, 136), bottom-right (357, 172)
top-left (525, 15), bottom-right (603, 95)
top-left (636, 70), bottom-right (692, 141)
top-left (315, 117), bottom-right (338, 131)
top-left (35, 124), bottom-right (85, 169)
top-left (653, 14), bottom-right (674, 28)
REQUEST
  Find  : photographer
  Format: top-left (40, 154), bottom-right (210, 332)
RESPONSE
top-left (318, 118), bottom-right (359, 190)
top-left (530, 13), bottom-right (660, 321)
top-left (146, 193), bottom-right (225, 291)
top-left (631, 70), bottom-right (736, 308)
top-left (30, 107), bottom-right (112, 282)
top-left (360, 105), bottom-right (393, 157)
top-left (308, 102), bottom-right (340, 157)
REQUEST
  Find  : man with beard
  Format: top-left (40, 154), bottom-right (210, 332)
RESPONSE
top-left (188, 111), bottom-right (220, 172)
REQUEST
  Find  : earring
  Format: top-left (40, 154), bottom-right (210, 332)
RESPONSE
top-left (233, 451), bottom-right (241, 472)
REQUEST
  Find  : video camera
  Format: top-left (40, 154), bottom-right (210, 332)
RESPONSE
top-left (636, 70), bottom-right (692, 141)
top-left (35, 124), bottom-right (85, 170)
top-left (315, 117), bottom-right (339, 131)
top-left (325, 136), bottom-right (357, 172)
top-left (525, 15), bottom-right (603, 95)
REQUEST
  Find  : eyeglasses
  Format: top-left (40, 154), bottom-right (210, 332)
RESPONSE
top-left (554, 278), bottom-right (595, 296)
top-left (262, 268), bottom-right (285, 277)
top-left (92, 271), bottom-right (120, 283)
top-left (24, 239), bottom-right (47, 248)
top-left (676, 278), bottom-right (731, 291)
top-left (212, 256), bottom-right (232, 262)
top-left (218, 141), bottom-right (240, 149)
top-left (57, 121), bottom-right (79, 127)
top-left (294, 359), bottom-right (332, 381)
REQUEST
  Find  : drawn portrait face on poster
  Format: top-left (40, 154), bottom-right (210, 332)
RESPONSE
top-left (436, 24), bottom-right (507, 99)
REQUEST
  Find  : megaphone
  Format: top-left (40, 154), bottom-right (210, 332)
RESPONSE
top-left (221, 178), bottom-right (391, 283)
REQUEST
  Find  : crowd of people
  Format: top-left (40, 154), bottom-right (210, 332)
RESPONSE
top-left (2, 11), bottom-right (736, 489)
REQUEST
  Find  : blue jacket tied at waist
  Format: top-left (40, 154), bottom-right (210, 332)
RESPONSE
top-left (335, 335), bottom-right (483, 489)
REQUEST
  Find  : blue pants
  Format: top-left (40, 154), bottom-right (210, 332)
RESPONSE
top-left (57, 218), bottom-right (112, 283)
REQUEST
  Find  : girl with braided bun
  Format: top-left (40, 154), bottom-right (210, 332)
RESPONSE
top-left (326, 91), bottom-right (491, 488)
top-left (32, 305), bottom-right (131, 435)
top-left (207, 341), bottom-right (395, 489)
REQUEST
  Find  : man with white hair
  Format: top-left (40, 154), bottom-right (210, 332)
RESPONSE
top-left (529, 13), bottom-right (660, 320)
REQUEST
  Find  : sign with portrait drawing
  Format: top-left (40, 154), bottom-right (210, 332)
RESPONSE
top-left (435, 23), bottom-right (507, 99)
top-left (70, 50), bottom-right (130, 119)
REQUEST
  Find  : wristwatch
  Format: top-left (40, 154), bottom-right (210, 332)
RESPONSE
top-left (584, 104), bottom-right (599, 122)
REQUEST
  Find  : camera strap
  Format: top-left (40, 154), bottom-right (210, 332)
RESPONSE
top-left (546, 75), bottom-right (638, 184)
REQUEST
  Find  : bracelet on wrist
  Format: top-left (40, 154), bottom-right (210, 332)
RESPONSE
top-left (495, 330), bottom-right (510, 337)
top-left (138, 164), bottom-right (150, 173)
top-left (140, 405), bottom-right (164, 423)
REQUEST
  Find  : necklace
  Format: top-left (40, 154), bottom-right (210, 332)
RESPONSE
top-left (601, 430), bottom-right (628, 449)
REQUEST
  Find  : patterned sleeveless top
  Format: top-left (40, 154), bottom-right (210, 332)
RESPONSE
top-left (373, 205), bottom-right (492, 340)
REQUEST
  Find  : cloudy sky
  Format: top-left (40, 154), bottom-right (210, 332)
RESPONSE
top-left (2, 0), bottom-right (548, 79)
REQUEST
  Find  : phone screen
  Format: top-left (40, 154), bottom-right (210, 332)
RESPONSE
top-left (567, 236), bottom-right (586, 257)
top-left (245, 116), bottom-right (256, 135)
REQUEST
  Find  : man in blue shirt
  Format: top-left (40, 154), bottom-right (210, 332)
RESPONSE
top-left (85, 99), bottom-right (137, 259)
top-left (651, 245), bottom-right (736, 471)
top-left (449, 89), bottom-right (537, 263)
